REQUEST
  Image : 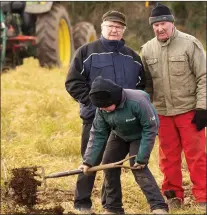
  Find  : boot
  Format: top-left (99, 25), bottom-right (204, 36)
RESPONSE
top-left (103, 210), bottom-right (116, 214)
top-left (152, 209), bottom-right (168, 214)
top-left (103, 209), bottom-right (125, 214)
top-left (164, 190), bottom-right (182, 209)
top-left (74, 207), bottom-right (94, 214)
top-left (167, 198), bottom-right (182, 209)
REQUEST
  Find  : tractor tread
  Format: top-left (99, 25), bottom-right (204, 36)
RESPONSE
top-left (36, 3), bottom-right (73, 68)
top-left (73, 21), bottom-right (97, 50)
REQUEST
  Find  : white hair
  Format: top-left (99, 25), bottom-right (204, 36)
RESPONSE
top-left (101, 21), bottom-right (126, 33)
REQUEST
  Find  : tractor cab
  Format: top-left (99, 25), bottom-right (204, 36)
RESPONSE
top-left (1, 1), bottom-right (25, 14)
top-left (1, 1), bottom-right (35, 36)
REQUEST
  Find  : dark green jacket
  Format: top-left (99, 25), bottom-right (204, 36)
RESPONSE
top-left (83, 89), bottom-right (159, 166)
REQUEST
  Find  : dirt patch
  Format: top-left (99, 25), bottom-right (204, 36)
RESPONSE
top-left (1, 167), bottom-right (71, 214)
top-left (8, 167), bottom-right (41, 207)
top-left (28, 205), bottom-right (64, 215)
top-left (2, 204), bottom-right (65, 215)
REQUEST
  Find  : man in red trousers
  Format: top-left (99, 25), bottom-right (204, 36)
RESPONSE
top-left (141, 3), bottom-right (207, 211)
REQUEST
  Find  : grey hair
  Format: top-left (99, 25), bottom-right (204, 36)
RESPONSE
top-left (101, 21), bottom-right (126, 32)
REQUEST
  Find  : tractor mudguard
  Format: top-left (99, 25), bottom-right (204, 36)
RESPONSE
top-left (24, 2), bottom-right (53, 14)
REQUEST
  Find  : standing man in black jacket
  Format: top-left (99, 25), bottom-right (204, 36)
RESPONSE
top-left (65, 10), bottom-right (145, 212)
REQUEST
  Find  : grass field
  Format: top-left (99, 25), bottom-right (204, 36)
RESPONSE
top-left (1, 58), bottom-right (205, 214)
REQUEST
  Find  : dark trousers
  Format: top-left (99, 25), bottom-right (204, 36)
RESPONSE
top-left (101, 133), bottom-right (168, 212)
top-left (74, 122), bottom-right (106, 209)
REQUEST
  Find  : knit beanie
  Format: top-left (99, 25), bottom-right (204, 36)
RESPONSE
top-left (89, 76), bottom-right (123, 108)
top-left (149, 3), bottom-right (175, 25)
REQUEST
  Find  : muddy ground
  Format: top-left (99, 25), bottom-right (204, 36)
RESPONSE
top-left (1, 166), bottom-right (196, 214)
top-left (1, 167), bottom-right (74, 214)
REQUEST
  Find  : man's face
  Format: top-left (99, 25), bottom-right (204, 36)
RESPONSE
top-left (100, 104), bottom-right (116, 112)
top-left (101, 21), bottom-right (125, 40)
top-left (152, 21), bottom-right (174, 41)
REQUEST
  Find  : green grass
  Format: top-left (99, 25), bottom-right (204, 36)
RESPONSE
top-left (1, 58), bottom-right (205, 214)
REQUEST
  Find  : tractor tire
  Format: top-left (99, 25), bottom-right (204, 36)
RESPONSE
top-left (36, 4), bottom-right (73, 68)
top-left (73, 22), bottom-right (97, 50)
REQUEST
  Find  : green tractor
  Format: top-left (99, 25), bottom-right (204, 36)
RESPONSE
top-left (0, 2), bottom-right (97, 71)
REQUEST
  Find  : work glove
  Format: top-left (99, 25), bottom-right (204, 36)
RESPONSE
top-left (191, 109), bottom-right (207, 131)
top-left (133, 162), bottom-right (146, 170)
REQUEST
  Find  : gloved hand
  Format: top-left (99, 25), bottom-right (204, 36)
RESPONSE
top-left (133, 162), bottom-right (146, 170)
top-left (78, 163), bottom-right (91, 176)
top-left (191, 109), bottom-right (207, 131)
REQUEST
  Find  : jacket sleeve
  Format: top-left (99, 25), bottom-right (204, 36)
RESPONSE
top-left (83, 109), bottom-right (111, 166)
top-left (134, 95), bottom-right (158, 164)
top-left (65, 47), bottom-right (91, 105)
top-left (130, 50), bottom-right (146, 90)
top-left (188, 39), bottom-right (206, 109)
top-left (137, 66), bottom-right (146, 91)
top-left (140, 46), bottom-right (153, 100)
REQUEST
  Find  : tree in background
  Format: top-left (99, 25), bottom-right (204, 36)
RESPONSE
top-left (165, 2), bottom-right (206, 47)
top-left (67, 2), bottom-right (206, 51)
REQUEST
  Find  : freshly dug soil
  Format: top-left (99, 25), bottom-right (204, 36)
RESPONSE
top-left (2, 166), bottom-right (74, 214)
top-left (2, 186), bottom-right (73, 214)
top-left (8, 167), bottom-right (41, 207)
top-left (2, 204), bottom-right (65, 215)
top-left (27, 205), bottom-right (64, 215)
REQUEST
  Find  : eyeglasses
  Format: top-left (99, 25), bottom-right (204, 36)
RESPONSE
top-left (102, 24), bottom-right (125, 32)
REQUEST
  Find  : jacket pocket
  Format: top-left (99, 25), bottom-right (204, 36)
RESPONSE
top-left (169, 56), bottom-right (186, 75)
top-left (92, 61), bottom-right (113, 68)
top-left (146, 58), bottom-right (158, 78)
top-left (90, 57), bottom-right (115, 82)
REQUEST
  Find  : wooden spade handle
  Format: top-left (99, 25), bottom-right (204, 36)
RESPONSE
top-left (45, 155), bottom-right (137, 179)
top-left (45, 169), bottom-right (83, 178)
top-left (88, 155), bottom-right (137, 172)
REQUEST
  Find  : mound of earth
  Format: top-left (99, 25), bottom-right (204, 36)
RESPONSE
top-left (8, 167), bottom-right (41, 207)
top-left (2, 167), bottom-right (73, 214)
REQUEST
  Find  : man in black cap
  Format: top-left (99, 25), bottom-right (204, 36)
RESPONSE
top-left (79, 76), bottom-right (168, 214)
top-left (141, 3), bottom-right (206, 211)
top-left (65, 10), bottom-right (145, 212)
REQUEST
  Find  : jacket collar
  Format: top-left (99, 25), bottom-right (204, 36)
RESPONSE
top-left (158, 27), bottom-right (178, 46)
top-left (100, 35), bottom-right (125, 52)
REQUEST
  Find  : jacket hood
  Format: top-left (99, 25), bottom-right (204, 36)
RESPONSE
top-left (89, 76), bottom-right (123, 108)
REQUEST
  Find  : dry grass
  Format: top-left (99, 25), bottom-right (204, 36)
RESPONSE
top-left (1, 58), bottom-right (205, 214)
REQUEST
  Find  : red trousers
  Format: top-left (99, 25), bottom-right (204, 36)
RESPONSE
top-left (158, 110), bottom-right (206, 202)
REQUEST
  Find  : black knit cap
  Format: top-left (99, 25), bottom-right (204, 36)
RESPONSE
top-left (102, 10), bottom-right (126, 26)
top-left (149, 3), bottom-right (175, 25)
top-left (89, 76), bottom-right (123, 108)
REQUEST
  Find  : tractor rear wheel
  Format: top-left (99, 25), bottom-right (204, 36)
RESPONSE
top-left (36, 4), bottom-right (73, 68)
top-left (73, 22), bottom-right (97, 50)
